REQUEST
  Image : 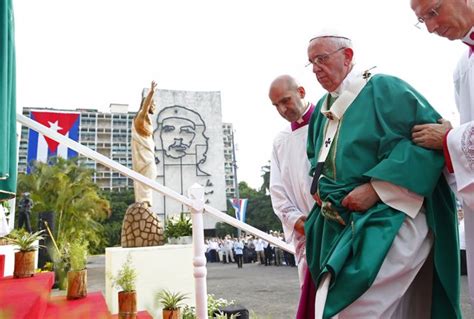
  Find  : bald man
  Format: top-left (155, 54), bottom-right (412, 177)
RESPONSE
top-left (410, 0), bottom-right (474, 309)
top-left (268, 75), bottom-right (316, 286)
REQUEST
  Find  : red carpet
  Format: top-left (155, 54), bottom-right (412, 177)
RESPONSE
top-left (0, 271), bottom-right (152, 319)
top-left (0, 271), bottom-right (54, 319)
top-left (44, 291), bottom-right (111, 319)
top-left (0, 254), bottom-right (4, 278)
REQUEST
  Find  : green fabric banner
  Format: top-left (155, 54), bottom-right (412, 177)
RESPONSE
top-left (0, 0), bottom-right (17, 201)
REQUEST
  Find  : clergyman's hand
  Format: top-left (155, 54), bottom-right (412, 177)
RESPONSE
top-left (411, 118), bottom-right (452, 150)
top-left (341, 183), bottom-right (379, 212)
top-left (294, 216), bottom-right (307, 236)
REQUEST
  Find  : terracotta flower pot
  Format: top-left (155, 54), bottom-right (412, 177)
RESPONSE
top-left (14, 251), bottom-right (36, 278)
top-left (118, 290), bottom-right (137, 319)
top-left (67, 269), bottom-right (87, 300)
top-left (163, 309), bottom-right (180, 319)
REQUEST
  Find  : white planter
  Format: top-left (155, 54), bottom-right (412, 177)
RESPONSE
top-left (177, 236), bottom-right (192, 245)
top-left (168, 236), bottom-right (192, 245)
top-left (105, 245), bottom-right (194, 317)
top-left (167, 237), bottom-right (178, 244)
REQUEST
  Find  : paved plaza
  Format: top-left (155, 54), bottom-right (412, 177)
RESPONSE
top-left (87, 255), bottom-right (472, 318)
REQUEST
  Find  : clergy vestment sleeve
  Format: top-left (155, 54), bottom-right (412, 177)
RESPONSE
top-left (362, 76), bottom-right (445, 197)
top-left (270, 139), bottom-right (305, 243)
top-left (446, 122), bottom-right (474, 209)
top-left (371, 179), bottom-right (424, 219)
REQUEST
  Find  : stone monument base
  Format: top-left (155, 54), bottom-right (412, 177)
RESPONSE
top-left (121, 202), bottom-right (165, 247)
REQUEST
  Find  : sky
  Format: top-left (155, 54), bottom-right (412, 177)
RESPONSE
top-left (14, 0), bottom-right (466, 189)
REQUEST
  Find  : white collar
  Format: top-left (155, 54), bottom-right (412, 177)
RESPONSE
top-left (330, 65), bottom-right (358, 98)
top-left (321, 66), bottom-right (369, 121)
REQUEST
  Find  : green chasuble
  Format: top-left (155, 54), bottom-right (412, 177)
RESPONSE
top-left (0, 0), bottom-right (17, 201)
top-left (305, 74), bottom-right (461, 318)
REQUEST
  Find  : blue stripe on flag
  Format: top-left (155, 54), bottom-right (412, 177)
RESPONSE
top-left (67, 115), bottom-right (80, 159)
top-left (26, 127), bottom-right (39, 174)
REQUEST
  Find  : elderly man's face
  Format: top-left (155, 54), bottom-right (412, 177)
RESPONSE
top-left (160, 118), bottom-right (196, 158)
top-left (307, 38), bottom-right (352, 92)
top-left (411, 0), bottom-right (471, 40)
top-left (269, 83), bottom-right (306, 122)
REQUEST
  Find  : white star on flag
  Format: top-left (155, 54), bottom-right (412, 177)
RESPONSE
top-left (47, 120), bottom-right (63, 132)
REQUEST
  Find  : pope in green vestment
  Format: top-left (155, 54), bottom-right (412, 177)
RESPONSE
top-left (0, 0), bottom-right (17, 202)
top-left (303, 73), bottom-right (461, 318)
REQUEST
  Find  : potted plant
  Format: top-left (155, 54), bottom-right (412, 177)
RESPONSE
top-left (165, 212), bottom-right (192, 244)
top-left (208, 294), bottom-right (236, 318)
top-left (155, 289), bottom-right (188, 319)
top-left (109, 254), bottom-right (137, 319)
top-left (6, 229), bottom-right (45, 278)
top-left (51, 241), bottom-right (71, 290)
top-left (66, 240), bottom-right (88, 300)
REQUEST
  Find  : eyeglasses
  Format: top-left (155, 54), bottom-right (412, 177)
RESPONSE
top-left (306, 47), bottom-right (346, 67)
top-left (414, 0), bottom-right (441, 29)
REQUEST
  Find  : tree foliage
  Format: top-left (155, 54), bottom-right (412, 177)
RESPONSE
top-left (17, 158), bottom-right (110, 253)
top-left (215, 165), bottom-right (281, 237)
top-left (242, 181), bottom-right (281, 233)
top-left (224, 164), bottom-right (282, 236)
top-left (100, 189), bottom-right (135, 250)
top-left (260, 162), bottom-right (270, 194)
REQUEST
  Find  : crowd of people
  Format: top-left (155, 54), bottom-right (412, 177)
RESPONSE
top-left (204, 233), bottom-right (297, 268)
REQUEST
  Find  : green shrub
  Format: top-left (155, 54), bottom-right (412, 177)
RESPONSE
top-left (180, 294), bottom-right (236, 318)
top-left (109, 254), bottom-right (137, 292)
top-left (207, 294), bottom-right (235, 317)
top-left (155, 289), bottom-right (188, 310)
top-left (165, 212), bottom-right (192, 238)
top-left (69, 240), bottom-right (88, 271)
top-left (5, 229), bottom-right (45, 252)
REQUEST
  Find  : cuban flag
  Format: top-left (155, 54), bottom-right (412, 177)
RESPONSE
top-left (27, 110), bottom-right (80, 172)
top-left (229, 198), bottom-right (248, 223)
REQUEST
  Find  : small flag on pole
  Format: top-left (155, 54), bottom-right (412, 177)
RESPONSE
top-left (229, 198), bottom-right (248, 223)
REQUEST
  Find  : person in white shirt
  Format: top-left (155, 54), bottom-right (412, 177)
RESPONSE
top-left (234, 239), bottom-right (244, 268)
top-left (254, 238), bottom-right (265, 265)
top-left (268, 75), bottom-right (316, 284)
top-left (224, 236), bottom-right (235, 264)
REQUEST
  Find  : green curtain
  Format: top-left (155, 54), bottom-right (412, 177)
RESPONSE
top-left (0, 0), bottom-right (16, 201)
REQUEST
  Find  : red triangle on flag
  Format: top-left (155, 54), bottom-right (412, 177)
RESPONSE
top-left (31, 111), bottom-right (80, 153)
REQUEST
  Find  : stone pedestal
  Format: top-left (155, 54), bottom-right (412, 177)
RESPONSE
top-left (121, 202), bottom-right (165, 247)
top-left (105, 245), bottom-right (195, 318)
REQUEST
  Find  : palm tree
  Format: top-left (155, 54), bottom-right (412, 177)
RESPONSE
top-left (17, 158), bottom-right (110, 249)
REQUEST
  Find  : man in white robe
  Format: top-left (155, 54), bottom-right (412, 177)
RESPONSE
top-left (410, 0), bottom-right (474, 307)
top-left (268, 75), bottom-right (316, 285)
top-left (131, 81), bottom-right (157, 207)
